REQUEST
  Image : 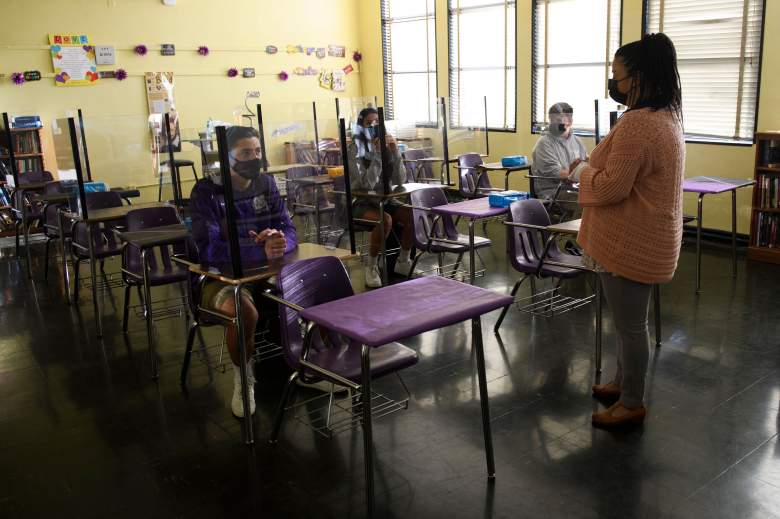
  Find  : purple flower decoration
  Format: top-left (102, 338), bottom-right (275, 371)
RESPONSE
top-left (227, 67), bottom-right (238, 78)
top-left (11, 72), bottom-right (24, 86)
top-left (197, 45), bottom-right (209, 56)
top-left (352, 50), bottom-right (363, 62)
top-left (134, 44), bottom-right (148, 56)
top-left (278, 70), bottom-right (289, 81)
top-left (115, 68), bottom-right (128, 81)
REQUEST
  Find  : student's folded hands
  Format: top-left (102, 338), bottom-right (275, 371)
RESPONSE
top-left (250, 229), bottom-right (287, 259)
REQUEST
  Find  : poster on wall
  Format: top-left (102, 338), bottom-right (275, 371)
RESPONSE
top-left (49, 34), bottom-right (99, 86)
top-left (145, 71), bottom-right (180, 178)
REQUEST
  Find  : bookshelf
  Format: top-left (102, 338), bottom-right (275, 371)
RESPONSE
top-left (748, 132), bottom-right (780, 264)
top-left (0, 127), bottom-right (46, 175)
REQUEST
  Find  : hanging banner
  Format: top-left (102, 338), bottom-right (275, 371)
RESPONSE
top-left (49, 34), bottom-right (99, 86)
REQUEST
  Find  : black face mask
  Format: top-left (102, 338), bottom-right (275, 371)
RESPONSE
top-left (231, 158), bottom-right (262, 180)
top-left (549, 123), bottom-right (568, 136)
top-left (608, 78), bottom-right (629, 106)
top-left (366, 125), bottom-right (378, 140)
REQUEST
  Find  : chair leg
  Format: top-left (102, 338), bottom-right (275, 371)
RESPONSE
top-left (73, 259), bottom-right (81, 302)
top-left (269, 371), bottom-right (300, 444)
top-left (407, 251), bottom-right (422, 280)
top-left (494, 278), bottom-right (525, 333)
top-left (14, 222), bottom-right (20, 258)
top-left (99, 259), bottom-right (106, 274)
top-left (190, 164), bottom-right (198, 183)
top-left (158, 169), bottom-right (164, 202)
top-left (122, 285), bottom-right (132, 334)
top-left (180, 321), bottom-right (199, 386)
top-left (360, 345), bottom-right (375, 518)
top-left (452, 252), bottom-right (465, 280)
top-left (44, 237), bottom-right (52, 280)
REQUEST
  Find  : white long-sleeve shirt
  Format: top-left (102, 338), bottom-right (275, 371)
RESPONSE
top-left (531, 133), bottom-right (587, 199)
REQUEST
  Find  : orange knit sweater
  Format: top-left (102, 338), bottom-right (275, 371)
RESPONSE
top-left (577, 107), bottom-right (685, 284)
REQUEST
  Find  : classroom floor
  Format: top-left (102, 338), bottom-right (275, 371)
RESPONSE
top-left (1, 226), bottom-right (779, 519)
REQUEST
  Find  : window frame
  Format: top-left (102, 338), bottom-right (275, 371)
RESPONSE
top-left (381, 0), bottom-right (439, 124)
top-left (641, 0), bottom-right (767, 146)
top-left (530, 0), bottom-right (624, 137)
top-left (448, 0), bottom-right (518, 133)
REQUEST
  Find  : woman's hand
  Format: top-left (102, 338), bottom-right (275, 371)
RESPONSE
top-left (372, 133), bottom-right (398, 153)
top-left (250, 229), bottom-right (288, 259)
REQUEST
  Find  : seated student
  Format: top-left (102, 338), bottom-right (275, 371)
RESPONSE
top-left (531, 102), bottom-right (588, 219)
top-left (190, 126), bottom-right (296, 418)
top-left (347, 107), bottom-right (418, 288)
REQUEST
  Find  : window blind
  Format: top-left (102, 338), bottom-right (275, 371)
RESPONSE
top-left (645, 0), bottom-right (764, 142)
top-left (448, 0), bottom-right (516, 130)
top-left (532, 0), bottom-right (622, 133)
top-left (381, 0), bottom-right (437, 123)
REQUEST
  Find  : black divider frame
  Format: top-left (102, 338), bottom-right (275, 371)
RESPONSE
top-left (67, 117), bottom-right (90, 221)
top-left (164, 112), bottom-right (182, 208)
top-left (1, 112), bottom-right (20, 187)
top-left (77, 108), bottom-right (93, 182)
top-left (338, 118), bottom-right (356, 254)
top-left (377, 107), bottom-right (391, 196)
top-left (215, 125), bottom-right (243, 279)
top-left (440, 97), bottom-right (451, 185)
top-left (312, 101), bottom-right (321, 165)
top-left (483, 96), bottom-right (490, 156)
top-left (256, 104), bottom-right (268, 172)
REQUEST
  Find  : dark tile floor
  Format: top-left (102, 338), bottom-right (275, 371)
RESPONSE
top-left (1, 227), bottom-right (779, 518)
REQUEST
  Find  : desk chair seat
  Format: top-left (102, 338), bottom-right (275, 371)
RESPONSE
top-left (271, 256), bottom-right (419, 440)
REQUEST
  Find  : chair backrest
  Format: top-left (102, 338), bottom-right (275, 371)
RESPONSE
top-left (409, 187), bottom-right (459, 251)
top-left (73, 191), bottom-right (125, 249)
top-left (86, 190), bottom-right (123, 210)
top-left (402, 148), bottom-right (430, 182)
top-left (276, 256), bottom-right (354, 369)
top-left (43, 181), bottom-right (69, 227)
top-left (507, 199), bottom-right (552, 274)
top-left (457, 153), bottom-right (485, 197)
top-left (123, 205), bottom-right (183, 275)
top-left (19, 171), bottom-right (54, 185)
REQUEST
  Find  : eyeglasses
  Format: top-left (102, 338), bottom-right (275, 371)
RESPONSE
top-left (231, 147), bottom-right (263, 161)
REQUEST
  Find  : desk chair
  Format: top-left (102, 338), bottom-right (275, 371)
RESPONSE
top-left (120, 206), bottom-right (190, 378)
top-left (402, 148), bottom-right (435, 183)
top-left (12, 170), bottom-right (54, 258)
top-left (408, 187), bottom-right (492, 279)
top-left (457, 153), bottom-right (502, 200)
top-left (71, 191), bottom-right (125, 302)
top-left (527, 174), bottom-right (580, 224)
top-left (158, 159), bottom-right (198, 203)
top-left (42, 181), bottom-right (72, 280)
top-left (285, 165), bottom-right (335, 243)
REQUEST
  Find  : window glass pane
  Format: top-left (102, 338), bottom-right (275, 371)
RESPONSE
top-left (392, 73), bottom-right (438, 122)
top-left (390, 19), bottom-right (434, 72)
top-left (390, 0), bottom-right (434, 18)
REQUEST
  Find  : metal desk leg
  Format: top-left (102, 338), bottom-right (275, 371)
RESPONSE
top-left (696, 194), bottom-right (704, 294)
top-left (314, 190), bottom-right (322, 245)
top-left (595, 273), bottom-right (602, 374)
top-left (88, 224), bottom-right (103, 338)
top-left (472, 316), bottom-right (496, 478)
top-left (234, 284), bottom-right (254, 445)
top-left (58, 210), bottom-right (71, 303)
top-left (468, 219), bottom-right (476, 284)
top-left (653, 284), bottom-right (661, 347)
top-left (505, 171), bottom-right (510, 191)
top-left (378, 200), bottom-right (388, 286)
top-left (22, 208), bottom-right (32, 278)
top-left (361, 344), bottom-right (375, 517)
top-left (141, 250), bottom-right (158, 378)
top-left (731, 189), bottom-right (737, 278)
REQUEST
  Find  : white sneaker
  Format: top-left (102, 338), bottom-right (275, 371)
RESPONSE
top-left (394, 259), bottom-right (422, 278)
top-left (231, 363), bottom-right (256, 418)
top-left (365, 265), bottom-right (382, 288)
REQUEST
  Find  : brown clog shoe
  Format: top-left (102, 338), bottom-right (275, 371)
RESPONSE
top-left (592, 382), bottom-right (621, 404)
top-left (592, 402), bottom-right (646, 428)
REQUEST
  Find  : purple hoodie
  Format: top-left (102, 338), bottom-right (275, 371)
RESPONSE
top-left (190, 173), bottom-right (297, 265)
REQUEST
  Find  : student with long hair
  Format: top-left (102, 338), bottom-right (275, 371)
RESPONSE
top-left (566, 33), bottom-right (685, 427)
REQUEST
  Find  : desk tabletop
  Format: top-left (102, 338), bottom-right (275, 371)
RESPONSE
top-left (432, 197), bottom-right (508, 219)
top-left (349, 182), bottom-right (434, 200)
top-left (300, 276), bottom-right (513, 347)
top-left (65, 202), bottom-right (174, 223)
top-left (265, 163), bottom-right (324, 174)
top-left (683, 176), bottom-right (756, 194)
top-left (33, 193), bottom-right (72, 203)
top-left (118, 224), bottom-right (190, 248)
top-left (477, 162), bottom-right (532, 172)
top-left (287, 174), bottom-right (334, 186)
top-left (186, 243), bottom-right (358, 285)
top-left (547, 219), bottom-right (581, 235)
top-left (13, 182), bottom-right (49, 191)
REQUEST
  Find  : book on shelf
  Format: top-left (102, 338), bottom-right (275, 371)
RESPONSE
top-left (755, 212), bottom-right (779, 248)
top-left (757, 174), bottom-right (779, 209)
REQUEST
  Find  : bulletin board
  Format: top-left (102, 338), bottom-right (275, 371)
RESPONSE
top-left (48, 34), bottom-right (99, 86)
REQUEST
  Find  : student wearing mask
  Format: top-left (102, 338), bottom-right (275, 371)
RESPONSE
top-left (190, 126), bottom-right (297, 418)
top-left (347, 107), bottom-right (418, 288)
top-left (531, 102), bottom-right (588, 217)
top-left (566, 33), bottom-right (685, 427)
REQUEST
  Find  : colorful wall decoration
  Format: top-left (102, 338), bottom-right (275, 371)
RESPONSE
top-left (48, 34), bottom-right (99, 86)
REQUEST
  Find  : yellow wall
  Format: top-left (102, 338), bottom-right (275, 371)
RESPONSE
top-left (360, 0), bottom-right (780, 234)
top-left (0, 0), bottom-right (364, 201)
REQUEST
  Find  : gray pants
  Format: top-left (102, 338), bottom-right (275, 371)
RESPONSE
top-left (600, 273), bottom-right (652, 408)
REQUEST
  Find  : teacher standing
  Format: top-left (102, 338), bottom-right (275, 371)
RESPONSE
top-left (567, 33), bottom-right (685, 427)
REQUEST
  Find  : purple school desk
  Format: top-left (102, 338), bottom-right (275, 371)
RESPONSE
top-left (683, 176), bottom-right (755, 293)
top-left (299, 275), bottom-right (513, 517)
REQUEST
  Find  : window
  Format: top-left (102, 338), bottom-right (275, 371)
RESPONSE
top-left (381, 0), bottom-right (437, 123)
top-left (532, 0), bottom-right (622, 133)
top-left (645, 0), bottom-right (764, 143)
top-left (449, 0), bottom-right (516, 131)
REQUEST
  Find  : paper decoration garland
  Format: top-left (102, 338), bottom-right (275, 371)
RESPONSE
top-left (293, 66), bottom-right (319, 76)
top-left (278, 71), bottom-right (289, 81)
top-left (227, 67), bottom-right (238, 78)
top-left (197, 45), bottom-right (209, 56)
top-left (265, 46), bottom-right (278, 54)
top-left (11, 72), bottom-right (24, 86)
top-left (134, 44), bottom-right (148, 56)
top-left (115, 68), bottom-right (128, 81)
